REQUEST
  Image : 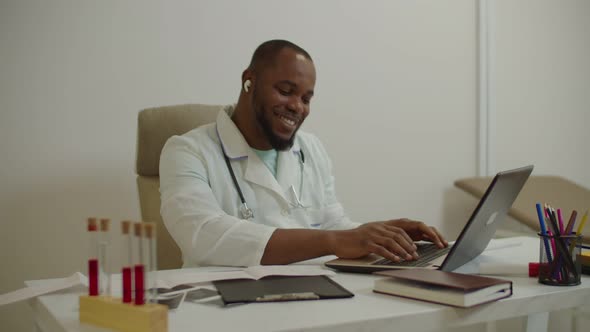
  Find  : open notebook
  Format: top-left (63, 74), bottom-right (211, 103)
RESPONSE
top-left (325, 165), bottom-right (534, 273)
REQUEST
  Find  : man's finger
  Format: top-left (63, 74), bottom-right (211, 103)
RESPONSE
top-left (383, 225), bottom-right (418, 253)
top-left (418, 225), bottom-right (447, 248)
top-left (367, 242), bottom-right (401, 262)
top-left (375, 236), bottom-right (416, 260)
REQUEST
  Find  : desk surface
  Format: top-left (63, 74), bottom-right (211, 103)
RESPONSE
top-left (30, 237), bottom-right (590, 332)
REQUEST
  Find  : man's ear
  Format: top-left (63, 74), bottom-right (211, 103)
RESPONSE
top-left (241, 69), bottom-right (254, 89)
top-left (243, 80), bottom-right (251, 93)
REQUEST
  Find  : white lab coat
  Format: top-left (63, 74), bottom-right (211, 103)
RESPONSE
top-left (159, 105), bottom-right (360, 267)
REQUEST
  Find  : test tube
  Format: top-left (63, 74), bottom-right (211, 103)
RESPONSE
top-left (134, 222), bottom-right (145, 305)
top-left (87, 218), bottom-right (99, 296)
top-left (121, 220), bottom-right (133, 303)
top-left (143, 223), bottom-right (158, 303)
top-left (99, 218), bottom-right (111, 296)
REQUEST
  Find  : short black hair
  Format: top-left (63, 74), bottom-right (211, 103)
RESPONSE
top-left (248, 39), bottom-right (312, 73)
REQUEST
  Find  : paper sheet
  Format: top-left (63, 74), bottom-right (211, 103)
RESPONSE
top-left (477, 262), bottom-right (528, 276)
top-left (0, 272), bottom-right (87, 306)
top-left (484, 237), bottom-right (523, 251)
top-left (162, 265), bottom-right (335, 288)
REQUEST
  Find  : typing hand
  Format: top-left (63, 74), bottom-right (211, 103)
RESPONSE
top-left (330, 219), bottom-right (447, 263)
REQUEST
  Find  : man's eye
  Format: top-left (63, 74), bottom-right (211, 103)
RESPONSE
top-left (278, 89), bottom-right (291, 96)
top-left (302, 98), bottom-right (311, 105)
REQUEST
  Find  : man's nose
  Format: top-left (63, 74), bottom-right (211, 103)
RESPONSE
top-left (286, 97), bottom-right (304, 114)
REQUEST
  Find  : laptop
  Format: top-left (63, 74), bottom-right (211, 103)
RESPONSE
top-left (325, 165), bottom-right (534, 273)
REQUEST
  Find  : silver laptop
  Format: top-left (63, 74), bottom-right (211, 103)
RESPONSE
top-left (325, 165), bottom-right (534, 273)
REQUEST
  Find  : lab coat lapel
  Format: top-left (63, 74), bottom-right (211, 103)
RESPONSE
top-left (276, 143), bottom-right (301, 196)
top-left (243, 151), bottom-right (287, 201)
top-left (216, 108), bottom-right (289, 203)
top-left (216, 106), bottom-right (249, 158)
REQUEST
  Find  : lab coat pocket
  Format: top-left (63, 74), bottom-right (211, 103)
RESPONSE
top-left (294, 204), bottom-right (344, 229)
top-left (294, 208), bottom-right (324, 229)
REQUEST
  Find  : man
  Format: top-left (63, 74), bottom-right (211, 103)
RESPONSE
top-left (160, 39), bottom-right (447, 267)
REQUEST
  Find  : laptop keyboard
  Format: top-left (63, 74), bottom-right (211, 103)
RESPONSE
top-left (372, 243), bottom-right (451, 267)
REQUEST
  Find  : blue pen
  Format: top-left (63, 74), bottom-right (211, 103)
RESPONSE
top-left (536, 203), bottom-right (553, 262)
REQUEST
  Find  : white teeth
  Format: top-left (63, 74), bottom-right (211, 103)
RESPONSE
top-left (279, 115), bottom-right (296, 126)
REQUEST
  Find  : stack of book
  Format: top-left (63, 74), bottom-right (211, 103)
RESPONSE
top-left (373, 269), bottom-right (512, 308)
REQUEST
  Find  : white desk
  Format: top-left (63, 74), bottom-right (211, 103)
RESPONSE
top-left (30, 237), bottom-right (590, 332)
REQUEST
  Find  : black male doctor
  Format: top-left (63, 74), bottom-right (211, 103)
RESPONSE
top-left (159, 40), bottom-right (447, 267)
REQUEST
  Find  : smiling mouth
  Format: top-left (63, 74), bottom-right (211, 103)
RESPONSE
top-left (275, 112), bottom-right (299, 128)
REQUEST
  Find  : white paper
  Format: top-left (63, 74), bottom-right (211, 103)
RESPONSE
top-left (1, 265), bottom-right (333, 306)
top-left (1, 272), bottom-right (87, 306)
top-left (484, 238), bottom-right (523, 251)
top-left (477, 262), bottom-right (528, 276)
top-left (162, 265), bottom-right (335, 288)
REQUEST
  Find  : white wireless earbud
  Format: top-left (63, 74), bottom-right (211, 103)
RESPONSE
top-left (243, 80), bottom-right (251, 93)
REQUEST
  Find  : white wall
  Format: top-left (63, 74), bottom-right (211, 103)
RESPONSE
top-left (493, 0), bottom-right (590, 186)
top-left (0, 1), bottom-right (588, 331)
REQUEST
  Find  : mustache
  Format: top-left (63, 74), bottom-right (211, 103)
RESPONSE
top-left (273, 108), bottom-right (302, 122)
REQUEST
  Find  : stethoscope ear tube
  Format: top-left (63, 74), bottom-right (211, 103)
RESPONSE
top-left (221, 147), bottom-right (252, 219)
top-left (221, 144), bottom-right (305, 220)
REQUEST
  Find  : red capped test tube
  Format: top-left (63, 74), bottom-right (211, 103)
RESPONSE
top-left (87, 218), bottom-right (99, 296)
top-left (134, 222), bottom-right (145, 305)
top-left (121, 220), bottom-right (133, 303)
top-left (99, 218), bottom-right (111, 296)
top-left (143, 223), bottom-right (158, 303)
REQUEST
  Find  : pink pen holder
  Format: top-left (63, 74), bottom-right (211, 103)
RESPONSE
top-left (538, 232), bottom-right (582, 286)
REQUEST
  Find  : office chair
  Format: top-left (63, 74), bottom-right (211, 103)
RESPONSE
top-left (135, 103), bottom-right (222, 269)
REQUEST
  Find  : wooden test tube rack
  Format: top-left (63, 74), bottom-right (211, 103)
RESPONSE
top-left (79, 295), bottom-right (168, 332)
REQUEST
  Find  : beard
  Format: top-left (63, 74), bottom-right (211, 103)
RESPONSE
top-left (253, 91), bottom-right (300, 151)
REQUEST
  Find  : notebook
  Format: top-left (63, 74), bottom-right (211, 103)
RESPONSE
top-left (373, 269), bottom-right (513, 308)
top-left (213, 275), bottom-right (354, 305)
top-left (325, 165), bottom-right (534, 273)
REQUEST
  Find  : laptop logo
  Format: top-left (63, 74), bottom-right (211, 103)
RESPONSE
top-left (486, 212), bottom-right (499, 225)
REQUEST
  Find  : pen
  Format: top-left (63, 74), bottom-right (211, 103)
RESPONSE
top-left (545, 206), bottom-right (560, 238)
top-left (557, 209), bottom-right (565, 234)
top-left (545, 205), bottom-right (577, 278)
top-left (550, 207), bottom-right (559, 234)
top-left (565, 210), bottom-right (578, 235)
top-left (568, 211), bottom-right (587, 256)
top-left (547, 230), bottom-right (562, 280)
top-left (576, 211), bottom-right (588, 235)
top-left (536, 203), bottom-right (553, 262)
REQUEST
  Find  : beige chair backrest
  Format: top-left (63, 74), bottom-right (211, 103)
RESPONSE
top-left (136, 104), bottom-right (222, 269)
top-left (455, 175), bottom-right (590, 244)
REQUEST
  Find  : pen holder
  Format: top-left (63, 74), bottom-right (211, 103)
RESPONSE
top-left (537, 233), bottom-right (582, 286)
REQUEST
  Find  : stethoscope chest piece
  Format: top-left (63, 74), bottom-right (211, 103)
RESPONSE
top-left (239, 203), bottom-right (254, 220)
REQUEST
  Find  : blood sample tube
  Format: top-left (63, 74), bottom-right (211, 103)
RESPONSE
top-left (121, 220), bottom-right (133, 303)
top-left (99, 218), bottom-right (111, 296)
top-left (143, 223), bottom-right (157, 303)
top-left (134, 222), bottom-right (145, 305)
top-left (87, 218), bottom-right (99, 296)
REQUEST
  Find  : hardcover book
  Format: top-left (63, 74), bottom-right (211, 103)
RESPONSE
top-left (373, 269), bottom-right (512, 308)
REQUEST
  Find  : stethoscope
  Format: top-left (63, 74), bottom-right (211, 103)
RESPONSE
top-left (221, 144), bottom-right (306, 220)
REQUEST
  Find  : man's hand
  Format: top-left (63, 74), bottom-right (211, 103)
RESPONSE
top-left (329, 219), bottom-right (448, 263)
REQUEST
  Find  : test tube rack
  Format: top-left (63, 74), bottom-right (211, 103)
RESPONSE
top-left (79, 295), bottom-right (168, 332)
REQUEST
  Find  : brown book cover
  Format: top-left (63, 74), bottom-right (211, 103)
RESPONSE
top-left (373, 269), bottom-right (512, 308)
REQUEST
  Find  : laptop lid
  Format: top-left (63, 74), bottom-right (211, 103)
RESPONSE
top-left (325, 165), bottom-right (534, 273)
